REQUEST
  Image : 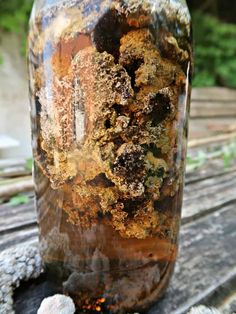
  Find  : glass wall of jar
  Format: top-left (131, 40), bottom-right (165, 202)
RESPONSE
top-left (28, 0), bottom-right (192, 312)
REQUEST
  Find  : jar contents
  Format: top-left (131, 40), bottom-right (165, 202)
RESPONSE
top-left (28, 0), bottom-right (192, 312)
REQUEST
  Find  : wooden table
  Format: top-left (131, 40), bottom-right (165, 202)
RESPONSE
top-left (1, 87), bottom-right (236, 314)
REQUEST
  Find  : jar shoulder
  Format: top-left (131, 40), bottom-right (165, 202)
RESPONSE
top-left (30, 0), bottom-right (191, 34)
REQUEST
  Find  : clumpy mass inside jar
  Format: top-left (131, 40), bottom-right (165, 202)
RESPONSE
top-left (28, 0), bottom-right (192, 312)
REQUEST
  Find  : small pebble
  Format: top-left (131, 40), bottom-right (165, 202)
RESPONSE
top-left (37, 294), bottom-right (76, 314)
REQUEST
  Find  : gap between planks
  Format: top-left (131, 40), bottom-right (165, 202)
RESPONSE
top-left (190, 101), bottom-right (236, 119)
top-left (2, 200), bottom-right (236, 314)
top-left (191, 87), bottom-right (236, 101)
top-left (188, 132), bottom-right (236, 148)
top-left (148, 203), bottom-right (236, 313)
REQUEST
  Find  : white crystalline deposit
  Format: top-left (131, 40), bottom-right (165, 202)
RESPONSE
top-left (0, 245), bottom-right (42, 314)
top-left (152, 0), bottom-right (191, 35)
top-left (37, 294), bottom-right (76, 314)
top-left (188, 305), bottom-right (222, 314)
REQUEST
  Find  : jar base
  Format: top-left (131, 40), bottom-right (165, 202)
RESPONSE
top-left (43, 259), bottom-right (175, 313)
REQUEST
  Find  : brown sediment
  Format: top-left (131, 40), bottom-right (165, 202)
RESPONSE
top-left (119, 29), bottom-right (178, 89)
top-left (33, 25), bottom-right (187, 237)
top-left (29, 0), bottom-right (192, 312)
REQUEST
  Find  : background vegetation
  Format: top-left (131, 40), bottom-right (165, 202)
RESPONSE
top-left (187, 0), bottom-right (236, 88)
top-left (191, 13), bottom-right (236, 88)
top-left (0, 0), bottom-right (33, 55)
top-left (0, 0), bottom-right (235, 88)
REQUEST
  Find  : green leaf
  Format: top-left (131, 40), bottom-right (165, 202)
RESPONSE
top-left (222, 140), bottom-right (236, 169)
top-left (25, 158), bottom-right (33, 171)
top-left (223, 153), bottom-right (232, 169)
top-left (9, 194), bottom-right (30, 206)
top-left (186, 150), bottom-right (207, 172)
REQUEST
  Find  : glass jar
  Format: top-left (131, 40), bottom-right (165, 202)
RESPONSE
top-left (28, 0), bottom-right (192, 312)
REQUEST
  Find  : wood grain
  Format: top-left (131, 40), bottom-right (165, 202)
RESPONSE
top-left (189, 117), bottom-right (236, 140)
top-left (12, 203), bottom-right (236, 314)
top-left (1, 162), bottom-right (235, 242)
top-left (0, 176), bottom-right (33, 198)
top-left (0, 225), bottom-right (38, 251)
top-left (188, 132), bottom-right (236, 148)
top-left (0, 199), bottom-right (36, 233)
top-left (183, 170), bottom-right (236, 223)
top-left (192, 87), bottom-right (236, 101)
top-left (190, 101), bottom-right (236, 119)
top-left (0, 158), bottom-right (27, 169)
top-left (148, 203), bottom-right (236, 314)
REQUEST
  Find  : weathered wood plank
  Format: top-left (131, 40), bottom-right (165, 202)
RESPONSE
top-left (0, 226), bottom-right (38, 251)
top-left (186, 165), bottom-right (236, 185)
top-left (199, 272), bottom-right (236, 312)
top-left (183, 170), bottom-right (236, 223)
top-left (1, 175), bottom-right (235, 253)
top-left (1, 162), bottom-right (235, 237)
top-left (188, 132), bottom-right (236, 148)
top-left (0, 158), bottom-right (27, 169)
top-left (191, 87), bottom-right (236, 101)
top-left (148, 203), bottom-right (236, 314)
top-left (190, 101), bottom-right (236, 119)
top-left (0, 199), bottom-right (36, 233)
top-left (189, 117), bottom-right (236, 140)
top-left (0, 176), bottom-right (34, 198)
top-left (12, 203), bottom-right (236, 314)
top-left (0, 166), bottom-right (31, 178)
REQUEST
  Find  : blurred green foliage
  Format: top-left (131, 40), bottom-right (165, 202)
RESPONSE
top-left (25, 158), bottom-right (33, 171)
top-left (9, 194), bottom-right (30, 206)
top-left (186, 138), bottom-right (236, 172)
top-left (192, 12), bottom-right (236, 88)
top-left (0, 0), bottom-right (33, 55)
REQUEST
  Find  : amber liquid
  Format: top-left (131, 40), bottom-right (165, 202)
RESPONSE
top-left (35, 163), bottom-right (181, 313)
top-left (28, 0), bottom-right (191, 312)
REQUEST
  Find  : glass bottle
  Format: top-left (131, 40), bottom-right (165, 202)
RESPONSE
top-left (28, 0), bottom-right (192, 312)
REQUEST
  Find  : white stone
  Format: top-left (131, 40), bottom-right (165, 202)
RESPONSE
top-left (37, 294), bottom-right (76, 314)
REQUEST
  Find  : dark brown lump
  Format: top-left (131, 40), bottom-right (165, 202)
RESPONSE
top-left (92, 9), bottom-right (131, 62)
top-left (133, 89), bottom-right (177, 130)
top-left (112, 143), bottom-right (145, 182)
top-left (120, 197), bottom-right (147, 217)
top-left (109, 143), bottom-right (147, 199)
top-left (149, 94), bottom-right (172, 126)
top-left (119, 28), bottom-right (153, 71)
top-left (86, 173), bottom-right (115, 188)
